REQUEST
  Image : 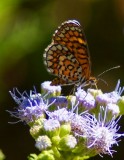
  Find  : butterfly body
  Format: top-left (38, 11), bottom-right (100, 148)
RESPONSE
top-left (44, 20), bottom-right (96, 87)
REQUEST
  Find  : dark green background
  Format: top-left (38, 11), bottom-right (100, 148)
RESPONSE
top-left (0, 0), bottom-right (124, 159)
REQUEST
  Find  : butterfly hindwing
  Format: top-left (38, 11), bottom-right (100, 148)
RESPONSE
top-left (44, 44), bottom-right (83, 84)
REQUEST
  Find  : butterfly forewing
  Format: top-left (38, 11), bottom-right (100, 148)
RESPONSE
top-left (53, 20), bottom-right (91, 79)
top-left (44, 20), bottom-right (92, 86)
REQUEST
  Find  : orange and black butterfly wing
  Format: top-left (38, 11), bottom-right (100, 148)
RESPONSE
top-left (44, 44), bottom-right (83, 85)
top-left (44, 20), bottom-right (91, 86)
top-left (52, 20), bottom-right (91, 81)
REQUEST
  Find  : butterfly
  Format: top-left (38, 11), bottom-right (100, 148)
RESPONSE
top-left (43, 20), bottom-right (97, 87)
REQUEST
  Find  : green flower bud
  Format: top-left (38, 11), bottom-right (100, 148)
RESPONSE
top-left (88, 89), bottom-right (103, 98)
top-left (67, 95), bottom-right (76, 107)
top-left (30, 118), bottom-right (45, 139)
top-left (30, 125), bottom-right (43, 139)
top-left (28, 154), bottom-right (38, 160)
top-left (117, 96), bottom-right (124, 115)
top-left (38, 150), bottom-right (55, 160)
top-left (59, 123), bottom-right (71, 137)
top-left (51, 136), bottom-right (60, 145)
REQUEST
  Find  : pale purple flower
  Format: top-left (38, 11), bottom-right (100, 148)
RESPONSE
top-left (75, 89), bottom-right (96, 109)
top-left (46, 108), bottom-right (73, 123)
top-left (96, 91), bottom-right (120, 105)
top-left (65, 135), bottom-right (77, 149)
top-left (35, 136), bottom-right (52, 151)
top-left (41, 81), bottom-right (61, 95)
top-left (107, 103), bottom-right (120, 116)
top-left (84, 107), bottom-right (124, 156)
top-left (8, 88), bottom-right (48, 123)
top-left (96, 80), bottom-right (124, 106)
top-left (59, 135), bottom-right (77, 149)
top-left (43, 119), bottom-right (60, 131)
top-left (71, 114), bottom-right (88, 136)
top-left (8, 80), bottom-right (124, 159)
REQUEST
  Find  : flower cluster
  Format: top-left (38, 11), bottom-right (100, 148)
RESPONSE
top-left (9, 80), bottom-right (124, 160)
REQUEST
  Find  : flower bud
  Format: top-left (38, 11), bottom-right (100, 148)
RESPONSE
top-left (35, 136), bottom-right (52, 151)
top-left (41, 81), bottom-right (61, 96)
top-left (58, 135), bottom-right (77, 151)
top-left (59, 123), bottom-right (71, 137)
top-left (117, 96), bottom-right (124, 115)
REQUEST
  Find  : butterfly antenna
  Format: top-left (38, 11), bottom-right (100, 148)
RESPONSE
top-left (98, 78), bottom-right (108, 86)
top-left (97, 65), bottom-right (120, 78)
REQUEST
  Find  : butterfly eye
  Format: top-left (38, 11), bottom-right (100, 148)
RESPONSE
top-left (88, 77), bottom-right (97, 86)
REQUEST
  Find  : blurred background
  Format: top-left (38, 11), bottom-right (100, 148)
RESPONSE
top-left (0, 0), bottom-right (124, 159)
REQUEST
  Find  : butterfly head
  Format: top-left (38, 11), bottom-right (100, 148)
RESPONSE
top-left (88, 76), bottom-right (98, 87)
